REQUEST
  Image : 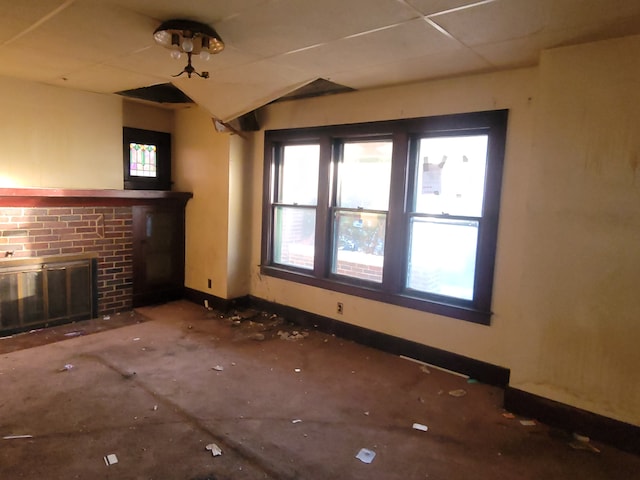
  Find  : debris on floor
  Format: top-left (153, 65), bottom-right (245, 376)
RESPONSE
top-left (278, 330), bottom-right (309, 341)
top-left (64, 331), bottom-right (84, 337)
top-left (467, 378), bottom-right (479, 384)
top-left (214, 308), bottom-right (290, 342)
top-left (420, 365), bottom-right (431, 374)
top-left (59, 364), bottom-right (74, 372)
top-left (448, 389), bottom-right (467, 397)
top-left (3, 435), bottom-right (33, 440)
top-left (212, 365), bottom-right (224, 371)
top-left (205, 443), bottom-right (223, 456)
top-left (502, 412), bottom-right (516, 419)
top-left (569, 433), bottom-right (601, 453)
top-left (519, 420), bottom-right (536, 426)
top-left (412, 423), bottom-right (429, 432)
top-left (356, 448), bottom-right (376, 464)
top-left (104, 453), bottom-right (118, 466)
top-left (122, 371), bottom-right (136, 379)
top-left (292, 419), bottom-right (302, 424)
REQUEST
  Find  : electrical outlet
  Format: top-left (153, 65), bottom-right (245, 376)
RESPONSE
top-left (337, 302), bottom-right (343, 314)
top-left (207, 279), bottom-right (212, 289)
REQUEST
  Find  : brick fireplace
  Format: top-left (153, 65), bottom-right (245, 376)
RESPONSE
top-left (0, 189), bottom-right (191, 333)
top-left (1, 205), bottom-right (133, 313)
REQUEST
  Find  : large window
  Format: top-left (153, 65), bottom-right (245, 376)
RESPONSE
top-left (262, 110), bottom-right (508, 324)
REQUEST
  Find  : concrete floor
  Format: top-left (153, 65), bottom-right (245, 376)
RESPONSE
top-left (1, 300), bottom-right (638, 479)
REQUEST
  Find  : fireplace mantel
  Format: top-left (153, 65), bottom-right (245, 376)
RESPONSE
top-left (0, 188), bottom-right (192, 207)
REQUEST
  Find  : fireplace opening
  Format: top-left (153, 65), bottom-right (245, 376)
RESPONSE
top-left (0, 253), bottom-right (98, 336)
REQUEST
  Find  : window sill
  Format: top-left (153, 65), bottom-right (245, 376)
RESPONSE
top-left (260, 265), bottom-right (492, 325)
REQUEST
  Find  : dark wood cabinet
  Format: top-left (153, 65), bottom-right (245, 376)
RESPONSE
top-left (132, 203), bottom-right (186, 307)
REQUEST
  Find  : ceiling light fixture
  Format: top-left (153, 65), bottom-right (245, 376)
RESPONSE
top-left (153, 19), bottom-right (224, 79)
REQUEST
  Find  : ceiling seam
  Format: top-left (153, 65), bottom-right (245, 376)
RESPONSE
top-left (426, 0), bottom-right (500, 19)
top-left (422, 17), bottom-right (495, 69)
top-left (0, 0), bottom-right (76, 48)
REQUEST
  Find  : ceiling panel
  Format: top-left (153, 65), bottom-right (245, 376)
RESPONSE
top-left (0, 44), bottom-right (86, 83)
top-left (0, 0), bottom-right (70, 45)
top-left (271, 19), bottom-right (463, 83)
top-left (330, 47), bottom-right (489, 89)
top-left (46, 63), bottom-right (165, 93)
top-left (215, 0), bottom-right (420, 57)
top-left (404, 0), bottom-right (494, 16)
top-left (14, 0), bottom-right (156, 64)
top-left (432, 0), bottom-right (640, 47)
top-left (175, 59), bottom-right (313, 122)
top-left (100, 0), bottom-right (269, 24)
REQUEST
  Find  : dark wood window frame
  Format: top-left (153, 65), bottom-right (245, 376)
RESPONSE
top-left (261, 110), bottom-right (508, 325)
top-left (123, 127), bottom-right (172, 190)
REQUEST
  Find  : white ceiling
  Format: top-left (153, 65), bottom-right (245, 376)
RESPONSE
top-left (1, 0), bottom-right (639, 122)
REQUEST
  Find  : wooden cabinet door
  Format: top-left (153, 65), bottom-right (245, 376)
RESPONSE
top-left (132, 204), bottom-right (185, 307)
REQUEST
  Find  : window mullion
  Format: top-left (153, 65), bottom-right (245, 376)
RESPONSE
top-left (261, 141), bottom-right (278, 266)
top-left (314, 135), bottom-right (332, 277)
top-left (382, 131), bottom-right (409, 293)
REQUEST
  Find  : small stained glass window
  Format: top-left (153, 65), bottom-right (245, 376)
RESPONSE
top-left (123, 127), bottom-right (171, 190)
top-left (129, 143), bottom-right (157, 177)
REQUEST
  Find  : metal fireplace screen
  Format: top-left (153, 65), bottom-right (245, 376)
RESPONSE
top-left (0, 254), bottom-right (98, 336)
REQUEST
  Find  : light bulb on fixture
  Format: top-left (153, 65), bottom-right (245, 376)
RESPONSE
top-left (153, 19), bottom-right (225, 79)
top-left (181, 37), bottom-right (194, 53)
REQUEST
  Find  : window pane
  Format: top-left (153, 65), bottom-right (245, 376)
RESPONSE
top-left (415, 136), bottom-right (488, 217)
top-left (280, 144), bottom-right (319, 205)
top-left (407, 217), bottom-right (479, 300)
top-left (129, 143), bottom-right (158, 178)
top-left (274, 206), bottom-right (315, 269)
top-left (338, 141), bottom-right (392, 209)
top-left (332, 210), bottom-right (386, 283)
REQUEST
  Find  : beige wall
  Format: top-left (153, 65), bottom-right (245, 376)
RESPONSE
top-left (0, 76), bottom-right (122, 189)
top-left (514, 36), bottom-right (640, 424)
top-left (226, 134), bottom-right (253, 298)
top-left (173, 106), bottom-right (232, 298)
top-left (123, 100), bottom-right (174, 134)
top-left (246, 36), bottom-right (640, 426)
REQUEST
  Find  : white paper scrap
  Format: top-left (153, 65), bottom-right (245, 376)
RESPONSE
top-left (205, 443), bottom-right (223, 456)
top-left (104, 453), bottom-right (118, 466)
top-left (355, 448), bottom-right (376, 464)
top-left (292, 419), bottom-right (302, 424)
top-left (213, 365), bottom-right (224, 371)
top-left (412, 423), bottom-right (428, 432)
top-left (520, 420), bottom-right (536, 426)
top-left (3, 435), bottom-right (33, 440)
